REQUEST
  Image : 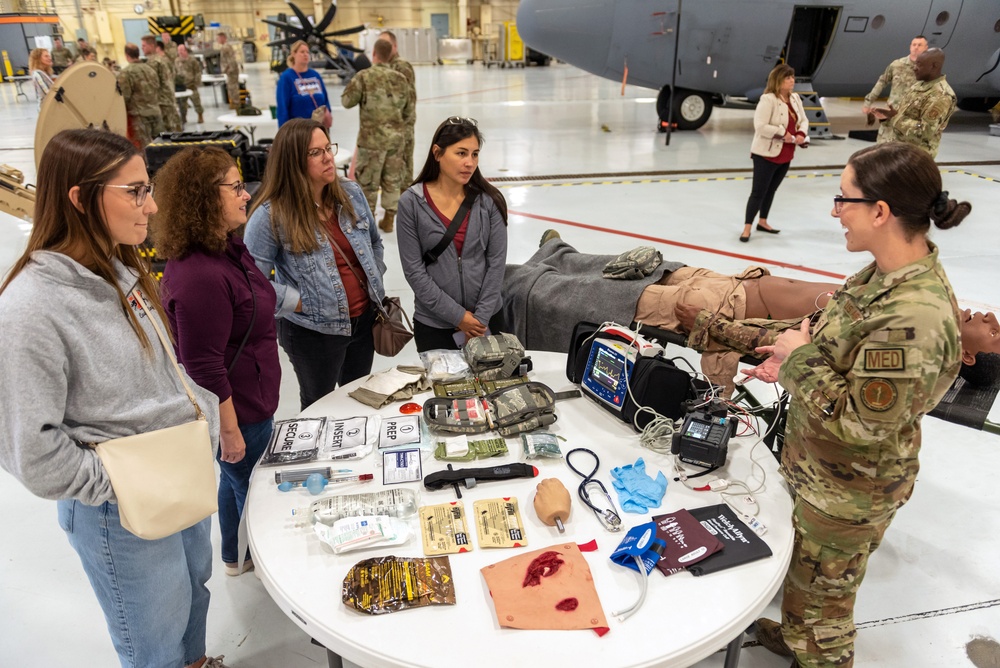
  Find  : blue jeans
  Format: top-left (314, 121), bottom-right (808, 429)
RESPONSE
top-left (57, 500), bottom-right (212, 668)
top-left (217, 417), bottom-right (273, 564)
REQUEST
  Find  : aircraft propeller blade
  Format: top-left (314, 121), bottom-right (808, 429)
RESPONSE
top-left (285, 0), bottom-right (314, 34)
top-left (262, 18), bottom-right (295, 30)
top-left (314, 1), bottom-right (339, 33)
top-left (324, 25), bottom-right (366, 37)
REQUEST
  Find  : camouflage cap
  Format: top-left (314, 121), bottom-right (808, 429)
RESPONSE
top-left (602, 246), bottom-right (663, 280)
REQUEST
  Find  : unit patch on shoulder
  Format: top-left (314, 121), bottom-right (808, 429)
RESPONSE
top-left (863, 347), bottom-right (905, 372)
top-left (860, 378), bottom-right (897, 412)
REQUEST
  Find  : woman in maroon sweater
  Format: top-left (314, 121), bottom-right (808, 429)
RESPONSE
top-left (154, 147), bottom-right (281, 577)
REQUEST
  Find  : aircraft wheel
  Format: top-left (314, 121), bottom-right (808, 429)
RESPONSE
top-left (657, 87), bottom-right (712, 130)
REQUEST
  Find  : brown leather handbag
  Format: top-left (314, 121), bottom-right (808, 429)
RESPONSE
top-left (373, 295), bottom-right (414, 356)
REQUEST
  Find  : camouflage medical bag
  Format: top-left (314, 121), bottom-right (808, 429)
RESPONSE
top-left (602, 246), bottom-right (663, 280)
top-left (463, 333), bottom-right (527, 380)
top-left (423, 381), bottom-right (558, 437)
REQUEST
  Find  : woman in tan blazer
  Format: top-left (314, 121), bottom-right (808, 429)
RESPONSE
top-left (741, 64), bottom-right (809, 242)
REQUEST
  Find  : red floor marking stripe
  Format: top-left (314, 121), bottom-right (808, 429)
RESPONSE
top-left (508, 209), bottom-right (847, 280)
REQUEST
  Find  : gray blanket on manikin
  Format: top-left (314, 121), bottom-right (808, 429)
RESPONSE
top-left (502, 239), bottom-right (684, 352)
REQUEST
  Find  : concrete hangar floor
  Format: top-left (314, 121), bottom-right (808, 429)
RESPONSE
top-left (1, 61), bottom-right (999, 667)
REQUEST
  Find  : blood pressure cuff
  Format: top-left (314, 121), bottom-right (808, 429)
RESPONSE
top-left (424, 381), bottom-right (558, 437)
top-left (464, 333), bottom-right (527, 380)
top-left (566, 321), bottom-right (700, 430)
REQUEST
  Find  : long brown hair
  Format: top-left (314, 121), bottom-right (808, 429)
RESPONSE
top-left (0, 129), bottom-right (166, 350)
top-left (764, 64), bottom-right (795, 97)
top-left (151, 146), bottom-right (235, 258)
top-left (413, 117), bottom-right (508, 224)
top-left (248, 118), bottom-right (357, 253)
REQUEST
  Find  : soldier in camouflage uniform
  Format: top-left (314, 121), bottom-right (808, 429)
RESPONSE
top-left (873, 49), bottom-right (956, 159)
top-left (380, 31), bottom-right (417, 197)
top-left (141, 36), bottom-right (182, 132)
top-left (341, 39), bottom-right (415, 233)
top-left (51, 37), bottom-right (73, 74)
top-left (217, 32), bottom-right (241, 109)
top-left (118, 44), bottom-right (165, 149)
top-left (160, 32), bottom-right (178, 64)
top-left (175, 44), bottom-right (204, 124)
top-left (862, 35), bottom-right (926, 142)
top-left (689, 143), bottom-right (969, 668)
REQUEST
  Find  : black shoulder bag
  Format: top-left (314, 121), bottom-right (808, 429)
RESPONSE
top-left (422, 190), bottom-right (478, 265)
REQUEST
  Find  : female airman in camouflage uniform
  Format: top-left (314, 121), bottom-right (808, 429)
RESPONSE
top-left (743, 143), bottom-right (971, 667)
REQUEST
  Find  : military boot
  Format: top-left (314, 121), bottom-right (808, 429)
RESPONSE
top-left (379, 209), bottom-right (395, 233)
top-left (198, 113), bottom-right (204, 124)
top-left (754, 618), bottom-right (793, 658)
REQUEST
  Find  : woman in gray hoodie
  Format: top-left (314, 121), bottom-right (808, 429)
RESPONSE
top-left (397, 116), bottom-right (509, 351)
top-left (0, 129), bottom-right (226, 668)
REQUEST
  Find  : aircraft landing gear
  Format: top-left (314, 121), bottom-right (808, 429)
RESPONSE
top-left (656, 87), bottom-right (713, 131)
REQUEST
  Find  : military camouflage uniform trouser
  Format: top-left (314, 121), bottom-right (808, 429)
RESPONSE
top-left (356, 142), bottom-right (406, 212)
top-left (129, 113), bottom-right (166, 149)
top-left (178, 86), bottom-right (204, 120)
top-left (780, 498), bottom-right (895, 668)
top-left (225, 70), bottom-right (240, 107)
top-left (403, 130), bottom-right (414, 193)
top-left (160, 103), bottom-right (182, 133)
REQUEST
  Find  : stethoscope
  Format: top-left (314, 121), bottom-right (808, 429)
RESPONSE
top-left (565, 448), bottom-right (622, 532)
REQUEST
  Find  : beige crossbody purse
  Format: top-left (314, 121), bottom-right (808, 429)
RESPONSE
top-left (90, 289), bottom-right (218, 540)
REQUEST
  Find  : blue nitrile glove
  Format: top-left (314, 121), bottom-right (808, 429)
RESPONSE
top-left (610, 457), bottom-right (668, 513)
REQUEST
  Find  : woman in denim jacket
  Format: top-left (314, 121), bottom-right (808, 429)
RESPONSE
top-left (246, 118), bottom-right (386, 409)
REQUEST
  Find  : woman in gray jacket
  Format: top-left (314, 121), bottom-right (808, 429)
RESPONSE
top-left (0, 129), bottom-right (225, 668)
top-left (397, 116), bottom-right (509, 351)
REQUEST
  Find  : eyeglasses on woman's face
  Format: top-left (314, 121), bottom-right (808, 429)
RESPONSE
top-left (833, 194), bottom-right (879, 215)
top-left (104, 182), bottom-right (155, 207)
top-left (307, 143), bottom-right (338, 159)
top-left (217, 180), bottom-right (247, 197)
top-left (444, 116), bottom-right (478, 127)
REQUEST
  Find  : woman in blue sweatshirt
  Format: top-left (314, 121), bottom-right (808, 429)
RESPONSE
top-left (275, 40), bottom-right (331, 127)
top-left (396, 116), bottom-right (509, 351)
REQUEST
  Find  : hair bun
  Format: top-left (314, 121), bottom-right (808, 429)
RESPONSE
top-left (931, 191), bottom-right (950, 216)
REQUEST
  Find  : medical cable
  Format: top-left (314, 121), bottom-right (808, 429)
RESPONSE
top-left (620, 320), bottom-right (681, 453)
top-left (612, 554), bottom-right (649, 622)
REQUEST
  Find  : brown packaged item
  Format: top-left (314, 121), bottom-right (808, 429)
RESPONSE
top-left (342, 555), bottom-right (456, 615)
